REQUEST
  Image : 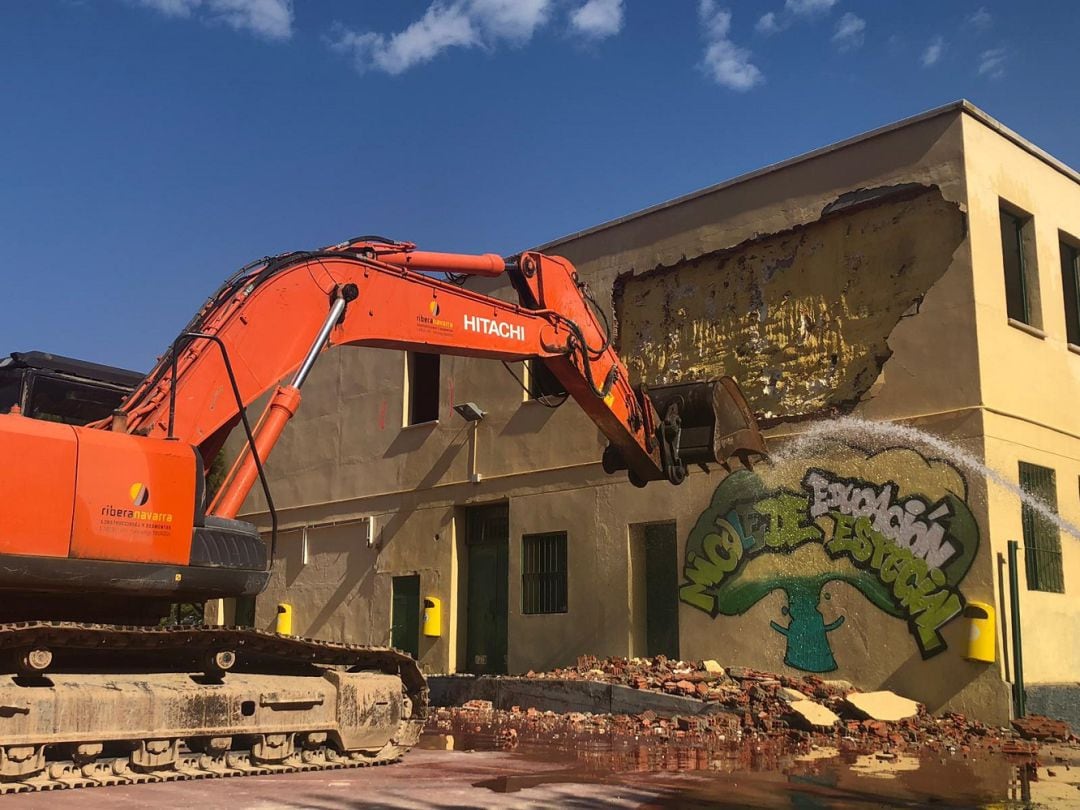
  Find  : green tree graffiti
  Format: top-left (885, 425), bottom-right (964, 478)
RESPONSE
top-left (680, 462), bottom-right (979, 673)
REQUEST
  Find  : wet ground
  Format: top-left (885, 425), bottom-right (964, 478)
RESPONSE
top-left (4, 722), bottom-right (1080, 809)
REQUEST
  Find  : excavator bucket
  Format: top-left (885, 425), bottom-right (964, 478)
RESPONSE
top-left (646, 376), bottom-right (768, 469)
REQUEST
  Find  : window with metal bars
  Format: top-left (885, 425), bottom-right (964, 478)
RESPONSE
top-left (1019, 462), bottom-right (1065, 593)
top-left (521, 532), bottom-right (568, 614)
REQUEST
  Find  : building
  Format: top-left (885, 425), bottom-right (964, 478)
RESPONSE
top-left (226, 101), bottom-right (1080, 725)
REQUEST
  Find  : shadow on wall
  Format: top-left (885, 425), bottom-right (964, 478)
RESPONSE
top-left (880, 631), bottom-right (991, 715)
top-left (499, 400), bottom-right (558, 437)
top-left (383, 420), bottom-right (439, 458)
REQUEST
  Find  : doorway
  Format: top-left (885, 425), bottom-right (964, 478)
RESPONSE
top-left (391, 574), bottom-right (420, 659)
top-left (464, 503), bottom-right (509, 674)
top-left (631, 521), bottom-right (680, 659)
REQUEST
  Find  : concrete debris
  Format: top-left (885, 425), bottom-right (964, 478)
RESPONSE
top-left (843, 691), bottom-right (920, 722)
top-left (461, 655), bottom-right (1077, 757)
top-left (779, 686), bottom-right (810, 703)
top-left (787, 699), bottom-right (841, 730)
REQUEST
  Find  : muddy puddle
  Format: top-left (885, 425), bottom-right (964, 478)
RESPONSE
top-left (420, 720), bottom-right (1080, 808)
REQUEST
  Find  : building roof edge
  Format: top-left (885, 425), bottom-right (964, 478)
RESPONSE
top-left (532, 100), bottom-right (1079, 254)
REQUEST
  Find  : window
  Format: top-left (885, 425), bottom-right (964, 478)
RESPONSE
top-left (1061, 236), bottom-right (1080, 346)
top-left (527, 359), bottom-right (568, 401)
top-left (1019, 462), bottom-right (1064, 593)
top-left (405, 352), bottom-right (440, 425)
top-left (522, 532), bottom-right (567, 614)
top-left (1000, 203), bottom-right (1039, 326)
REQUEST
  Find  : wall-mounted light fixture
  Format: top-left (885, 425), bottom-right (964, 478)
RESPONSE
top-left (453, 402), bottom-right (486, 483)
top-left (453, 402), bottom-right (486, 422)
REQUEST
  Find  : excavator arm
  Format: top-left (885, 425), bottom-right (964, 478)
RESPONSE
top-left (107, 238), bottom-right (765, 516)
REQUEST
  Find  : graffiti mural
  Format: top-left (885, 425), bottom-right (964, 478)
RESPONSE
top-left (679, 446), bottom-right (979, 673)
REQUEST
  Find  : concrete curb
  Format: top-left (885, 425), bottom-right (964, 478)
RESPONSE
top-left (428, 675), bottom-right (733, 718)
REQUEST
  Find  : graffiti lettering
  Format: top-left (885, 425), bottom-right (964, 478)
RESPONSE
top-left (804, 470), bottom-right (957, 568)
top-left (754, 493), bottom-right (823, 551)
top-left (680, 518), bottom-right (744, 613)
top-left (827, 513), bottom-right (962, 656)
top-left (679, 447), bottom-right (979, 673)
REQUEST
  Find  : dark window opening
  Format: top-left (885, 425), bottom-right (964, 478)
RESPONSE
top-left (407, 352), bottom-right (440, 425)
top-left (522, 532), bottom-right (568, 614)
top-left (527, 359), bottom-right (568, 400)
top-left (1061, 237), bottom-right (1080, 346)
top-left (1000, 205), bottom-right (1034, 325)
top-left (1019, 462), bottom-right (1064, 593)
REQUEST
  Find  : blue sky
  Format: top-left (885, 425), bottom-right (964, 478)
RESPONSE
top-left (2, 0), bottom-right (1078, 370)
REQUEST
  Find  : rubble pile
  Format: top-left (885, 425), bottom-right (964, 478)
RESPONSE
top-left (432, 655), bottom-right (1073, 759)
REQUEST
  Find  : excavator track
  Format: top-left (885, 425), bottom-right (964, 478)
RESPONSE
top-left (0, 622), bottom-right (428, 794)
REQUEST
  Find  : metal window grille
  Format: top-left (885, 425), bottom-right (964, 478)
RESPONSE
top-left (522, 532), bottom-right (568, 614)
top-left (1019, 462), bottom-right (1065, 593)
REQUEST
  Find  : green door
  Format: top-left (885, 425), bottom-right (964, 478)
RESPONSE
top-left (465, 504), bottom-right (509, 674)
top-left (644, 522), bottom-right (680, 659)
top-left (391, 574), bottom-right (420, 659)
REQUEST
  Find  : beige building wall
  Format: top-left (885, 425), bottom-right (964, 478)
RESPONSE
top-left (962, 110), bottom-right (1080, 685)
top-left (229, 102), bottom-right (1080, 726)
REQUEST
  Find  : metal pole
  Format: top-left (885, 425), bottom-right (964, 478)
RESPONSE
top-left (1008, 539), bottom-right (1026, 718)
top-left (291, 294), bottom-right (348, 389)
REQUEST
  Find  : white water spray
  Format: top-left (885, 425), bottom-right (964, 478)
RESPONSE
top-left (767, 415), bottom-right (1080, 541)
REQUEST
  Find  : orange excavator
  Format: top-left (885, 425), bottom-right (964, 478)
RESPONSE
top-left (0, 237), bottom-right (766, 791)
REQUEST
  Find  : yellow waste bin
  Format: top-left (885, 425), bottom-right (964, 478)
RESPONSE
top-left (963, 600), bottom-right (995, 663)
top-left (276, 602), bottom-right (293, 636)
top-left (422, 597), bottom-right (442, 637)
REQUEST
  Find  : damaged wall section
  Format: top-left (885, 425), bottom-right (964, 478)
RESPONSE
top-left (613, 184), bottom-right (967, 419)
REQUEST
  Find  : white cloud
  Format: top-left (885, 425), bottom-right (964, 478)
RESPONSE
top-left (131, 0), bottom-right (293, 39)
top-left (209, 0), bottom-right (292, 39)
top-left (698, 0), bottom-right (762, 91)
top-left (133, 0), bottom-right (199, 16)
top-left (330, 0), bottom-right (557, 75)
top-left (754, 0), bottom-right (837, 36)
top-left (569, 0), bottom-right (624, 39)
top-left (832, 12), bottom-right (865, 51)
top-left (967, 7), bottom-right (992, 31)
top-left (755, 11), bottom-right (779, 35)
top-left (784, 0), bottom-right (838, 15)
top-left (977, 47), bottom-right (1006, 78)
top-left (469, 0), bottom-right (551, 41)
top-left (921, 35), bottom-right (945, 67)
